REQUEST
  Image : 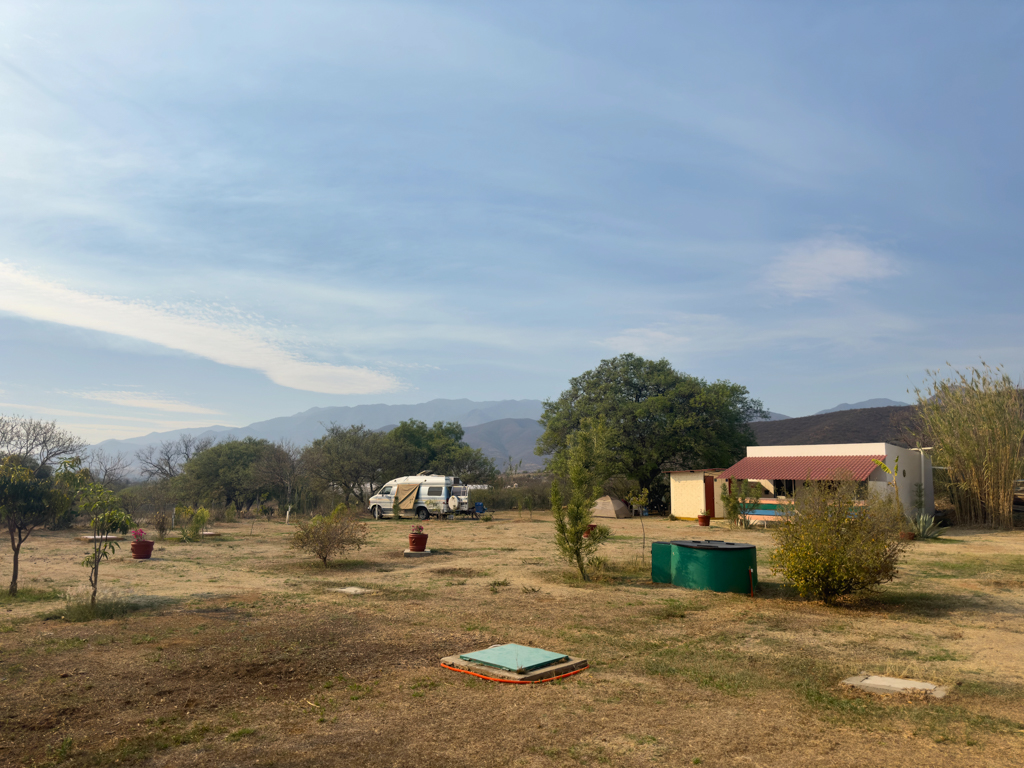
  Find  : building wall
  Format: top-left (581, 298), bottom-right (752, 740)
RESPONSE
top-left (748, 443), bottom-right (889, 457)
top-left (712, 476), bottom-right (728, 517)
top-left (669, 473), bottom-right (707, 519)
top-left (879, 444), bottom-right (934, 517)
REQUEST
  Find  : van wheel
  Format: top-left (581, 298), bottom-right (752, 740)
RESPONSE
top-left (417, 508), bottom-right (430, 521)
top-left (372, 506), bottom-right (383, 520)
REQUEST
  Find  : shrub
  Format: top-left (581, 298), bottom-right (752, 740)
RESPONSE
top-left (720, 479), bottom-right (763, 529)
top-left (152, 510), bottom-right (170, 540)
top-left (769, 477), bottom-right (910, 604)
top-left (292, 505), bottom-right (367, 566)
top-left (910, 513), bottom-right (944, 539)
top-left (177, 506), bottom-right (209, 543)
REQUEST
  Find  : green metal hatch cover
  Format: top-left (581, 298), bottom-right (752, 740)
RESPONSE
top-left (459, 644), bottom-right (570, 673)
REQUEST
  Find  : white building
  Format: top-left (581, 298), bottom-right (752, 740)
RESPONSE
top-left (719, 443), bottom-right (934, 518)
top-left (666, 469), bottom-right (728, 520)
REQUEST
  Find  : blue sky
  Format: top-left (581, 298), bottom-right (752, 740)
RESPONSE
top-left (1, 2), bottom-right (1022, 443)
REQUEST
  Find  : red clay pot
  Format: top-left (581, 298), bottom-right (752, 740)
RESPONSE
top-left (697, 515), bottom-right (711, 527)
top-left (900, 531), bottom-right (917, 541)
top-left (583, 523), bottom-right (598, 538)
top-left (130, 540), bottom-right (154, 559)
top-left (408, 533), bottom-right (429, 552)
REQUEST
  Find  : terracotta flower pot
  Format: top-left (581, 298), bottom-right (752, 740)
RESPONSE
top-left (697, 514), bottom-right (711, 527)
top-left (130, 540), bottom-right (154, 559)
top-left (583, 523), bottom-right (598, 538)
top-left (408, 533), bottom-right (428, 552)
top-left (900, 531), bottom-right (917, 541)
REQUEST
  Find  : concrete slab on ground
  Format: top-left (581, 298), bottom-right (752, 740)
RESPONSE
top-left (440, 653), bottom-right (588, 682)
top-left (841, 673), bottom-right (950, 698)
top-left (332, 587), bottom-right (374, 595)
top-left (403, 549), bottom-right (433, 557)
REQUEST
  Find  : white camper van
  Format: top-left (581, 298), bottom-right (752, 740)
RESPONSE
top-left (367, 473), bottom-right (471, 520)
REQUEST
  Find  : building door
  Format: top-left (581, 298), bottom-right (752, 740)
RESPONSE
top-left (704, 475), bottom-right (716, 518)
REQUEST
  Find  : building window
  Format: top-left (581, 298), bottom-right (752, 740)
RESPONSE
top-left (773, 479), bottom-right (797, 498)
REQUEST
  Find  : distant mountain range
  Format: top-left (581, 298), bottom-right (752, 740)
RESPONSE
top-left (93, 396), bottom-right (914, 476)
top-left (94, 399), bottom-right (548, 474)
top-left (814, 398), bottom-right (909, 414)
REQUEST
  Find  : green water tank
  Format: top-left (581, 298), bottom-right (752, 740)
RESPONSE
top-left (651, 542), bottom-right (673, 583)
top-left (661, 540), bottom-right (757, 594)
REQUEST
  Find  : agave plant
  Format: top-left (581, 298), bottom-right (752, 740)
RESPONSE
top-left (910, 513), bottom-right (944, 539)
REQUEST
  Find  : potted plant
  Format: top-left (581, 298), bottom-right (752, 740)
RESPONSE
top-left (697, 511), bottom-right (711, 527)
top-left (408, 524), bottom-right (428, 552)
top-left (130, 528), bottom-right (154, 559)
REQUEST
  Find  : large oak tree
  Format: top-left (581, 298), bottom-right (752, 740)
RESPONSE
top-left (536, 354), bottom-right (765, 506)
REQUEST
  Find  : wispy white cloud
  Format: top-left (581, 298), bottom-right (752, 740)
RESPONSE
top-left (73, 391), bottom-right (223, 415)
top-left (601, 326), bottom-right (692, 357)
top-left (0, 262), bottom-right (402, 395)
top-left (0, 400), bottom-right (222, 427)
top-left (767, 237), bottom-right (898, 297)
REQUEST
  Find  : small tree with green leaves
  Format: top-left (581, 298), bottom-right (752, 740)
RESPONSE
top-left (292, 505), bottom-right (367, 566)
top-left (77, 479), bottom-right (133, 608)
top-left (721, 479), bottom-right (764, 529)
top-left (550, 421), bottom-right (612, 582)
top-left (625, 487), bottom-right (649, 563)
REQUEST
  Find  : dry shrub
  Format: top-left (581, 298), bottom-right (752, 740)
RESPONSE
top-left (292, 505), bottom-right (367, 566)
top-left (152, 510), bottom-right (170, 540)
top-left (769, 477), bottom-right (910, 604)
top-left (915, 363), bottom-right (1024, 529)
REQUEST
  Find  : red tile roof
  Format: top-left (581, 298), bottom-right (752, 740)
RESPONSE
top-left (719, 455), bottom-right (885, 482)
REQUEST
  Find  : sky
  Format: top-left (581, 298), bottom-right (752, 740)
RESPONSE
top-left (1, 1), bottom-right (1022, 443)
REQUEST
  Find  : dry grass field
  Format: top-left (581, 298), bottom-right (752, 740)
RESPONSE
top-left (1, 512), bottom-right (1023, 767)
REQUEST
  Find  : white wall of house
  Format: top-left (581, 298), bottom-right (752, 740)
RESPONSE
top-left (669, 473), bottom-right (705, 519)
top-left (668, 471), bottom-right (725, 519)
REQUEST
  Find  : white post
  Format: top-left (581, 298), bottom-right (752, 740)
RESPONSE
top-left (285, 505), bottom-right (291, 524)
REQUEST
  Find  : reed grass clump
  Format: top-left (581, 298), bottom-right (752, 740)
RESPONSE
top-left (915, 363), bottom-right (1024, 529)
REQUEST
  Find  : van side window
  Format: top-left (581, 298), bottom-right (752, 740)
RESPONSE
top-left (426, 486), bottom-right (443, 497)
top-left (382, 486), bottom-right (393, 496)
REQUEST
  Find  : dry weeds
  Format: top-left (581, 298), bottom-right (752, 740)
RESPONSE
top-left (1, 514), bottom-right (1022, 767)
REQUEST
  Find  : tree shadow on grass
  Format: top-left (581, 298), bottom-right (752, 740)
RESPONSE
top-left (845, 589), bottom-right (973, 619)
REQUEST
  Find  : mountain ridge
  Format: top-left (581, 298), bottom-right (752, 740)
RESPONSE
top-left (94, 399), bottom-right (547, 473)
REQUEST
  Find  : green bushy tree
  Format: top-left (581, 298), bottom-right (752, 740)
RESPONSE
top-left (537, 354), bottom-right (765, 508)
top-left (0, 457), bottom-right (59, 596)
top-left (769, 477), bottom-right (909, 604)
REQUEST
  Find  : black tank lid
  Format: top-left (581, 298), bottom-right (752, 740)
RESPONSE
top-left (669, 539), bottom-right (756, 551)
